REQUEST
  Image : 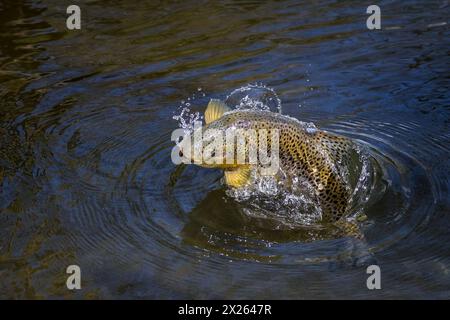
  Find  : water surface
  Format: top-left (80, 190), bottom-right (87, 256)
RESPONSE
top-left (0, 0), bottom-right (449, 299)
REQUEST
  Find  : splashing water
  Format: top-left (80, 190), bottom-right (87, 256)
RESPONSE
top-left (226, 83), bottom-right (282, 113)
top-left (172, 84), bottom-right (282, 133)
top-left (172, 88), bottom-right (206, 134)
top-left (226, 147), bottom-right (374, 230)
top-left (227, 174), bottom-right (324, 228)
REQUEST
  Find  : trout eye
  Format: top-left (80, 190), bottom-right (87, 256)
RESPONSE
top-left (211, 151), bottom-right (216, 157)
top-left (179, 149), bottom-right (184, 157)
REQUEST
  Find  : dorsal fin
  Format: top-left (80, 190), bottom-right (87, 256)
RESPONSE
top-left (205, 99), bottom-right (230, 124)
top-left (224, 167), bottom-right (251, 188)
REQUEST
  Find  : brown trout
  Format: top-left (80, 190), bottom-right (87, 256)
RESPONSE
top-left (178, 99), bottom-right (361, 226)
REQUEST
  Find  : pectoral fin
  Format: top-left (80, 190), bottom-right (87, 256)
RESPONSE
top-left (224, 167), bottom-right (252, 188)
top-left (205, 99), bottom-right (230, 124)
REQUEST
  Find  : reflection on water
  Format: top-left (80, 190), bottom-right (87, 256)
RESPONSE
top-left (0, 0), bottom-right (449, 299)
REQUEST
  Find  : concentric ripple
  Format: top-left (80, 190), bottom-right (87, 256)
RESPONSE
top-left (1, 0), bottom-right (449, 299)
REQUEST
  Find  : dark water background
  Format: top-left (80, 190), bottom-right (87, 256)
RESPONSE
top-left (0, 0), bottom-right (449, 299)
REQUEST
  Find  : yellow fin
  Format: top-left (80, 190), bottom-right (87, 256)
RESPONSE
top-left (224, 167), bottom-right (251, 188)
top-left (205, 99), bottom-right (230, 124)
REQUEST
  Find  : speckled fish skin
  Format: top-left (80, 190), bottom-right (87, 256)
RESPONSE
top-left (206, 109), bottom-right (355, 222)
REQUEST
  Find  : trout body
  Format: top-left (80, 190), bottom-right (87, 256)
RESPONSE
top-left (180, 100), bottom-right (357, 222)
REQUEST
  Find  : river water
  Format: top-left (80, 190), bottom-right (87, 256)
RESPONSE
top-left (0, 0), bottom-right (449, 299)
